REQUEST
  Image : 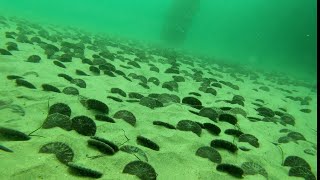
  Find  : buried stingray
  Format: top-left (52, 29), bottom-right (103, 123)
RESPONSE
top-left (0, 99), bottom-right (25, 116)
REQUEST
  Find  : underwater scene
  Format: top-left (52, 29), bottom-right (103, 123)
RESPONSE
top-left (0, 0), bottom-right (317, 179)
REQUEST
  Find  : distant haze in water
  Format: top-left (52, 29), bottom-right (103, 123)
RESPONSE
top-left (0, 0), bottom-right (316, 81)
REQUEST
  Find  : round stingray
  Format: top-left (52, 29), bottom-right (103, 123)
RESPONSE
top-left (176, 120), bottom-right (202, 136)
top-left (42, 113), bottom-right (72, 130)
top-left (123, 160), bottom-right (157, 180)
top-left (39, 142), bottom-right (74, 164)
top-left (196, 146), bottom-right (221, 163)
top-left (48, 103), bottom-right (72, 117)
top-left (71, 116), bottom-right (96, 136)
top-left (113, 110), bottom-right (136, 126)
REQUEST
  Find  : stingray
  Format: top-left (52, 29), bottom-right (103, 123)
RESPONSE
top-left (39, 142), bottom-right (74, 164)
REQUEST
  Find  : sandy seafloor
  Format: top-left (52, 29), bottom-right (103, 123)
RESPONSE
top-left (0, 16), bottom-right (317, 180)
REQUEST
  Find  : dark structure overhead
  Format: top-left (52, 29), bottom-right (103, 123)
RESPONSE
top-left (161, 0), bottom-right (201, 45)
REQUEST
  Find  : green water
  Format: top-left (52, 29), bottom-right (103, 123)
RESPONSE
top-left (0, 1), bottom-right (317, 179)
top-left (0, 0), bottom-right (317, 80)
